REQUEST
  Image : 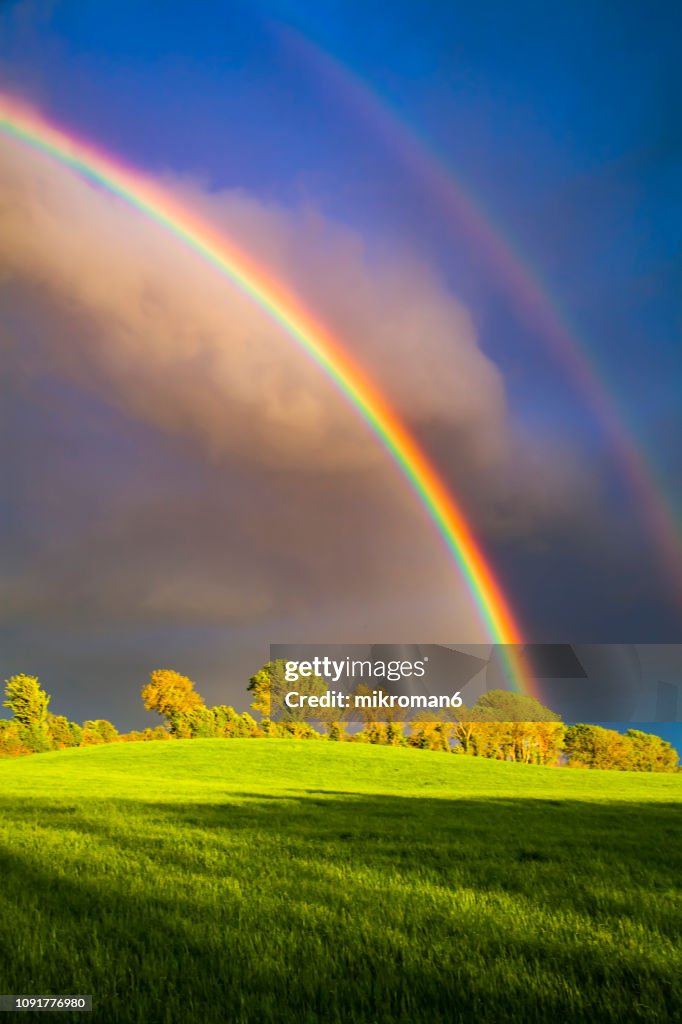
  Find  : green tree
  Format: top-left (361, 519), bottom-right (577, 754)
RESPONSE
top-left (210, 705), bottom-right (239, 737)
top-left (564, 724), bottom-right (631, 770)
top-left (239, 712), bottom-right (260, 736)
top-left (472, 689), bottom-right (561, 723)
top-left (279, 720), bottom-right (321, 740)
top-left (625, 729), bottom-right (679, 773)
top-left (185, 706), bottom-right (219, 739)
top-left (4, 675), bottom-right (52, 752)
top-left (4, 674), bottom-right (50, 729)
top-left (247, 660), bottom-right (326, 722)
top-left (208, 705), bottom-right (259, 738)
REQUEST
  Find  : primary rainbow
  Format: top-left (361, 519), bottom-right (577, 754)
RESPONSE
top-left (0, 94), bottom-right (534, 695)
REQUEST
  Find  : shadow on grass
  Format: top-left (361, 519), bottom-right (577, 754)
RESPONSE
top-left (0, 791), bottom-right (679, 1023)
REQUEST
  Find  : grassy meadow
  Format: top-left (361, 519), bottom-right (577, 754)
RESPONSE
top-left (0, 739), bottom-right (680, 1023)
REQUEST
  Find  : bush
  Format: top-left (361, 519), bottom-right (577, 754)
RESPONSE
top-left (81, 720), bottom-right (119, 746)
top-left (0, 720), bottom-right (31, 757)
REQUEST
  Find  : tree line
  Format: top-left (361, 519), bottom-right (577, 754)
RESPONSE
top-left (0, 663), bottom-right (678, 772)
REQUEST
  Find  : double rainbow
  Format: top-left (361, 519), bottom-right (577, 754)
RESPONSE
top-left (0, 94), bottom-right (532, 694)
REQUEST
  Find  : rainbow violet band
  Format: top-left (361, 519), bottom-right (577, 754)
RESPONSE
top-left (0, 94), bottom-right (534, 696)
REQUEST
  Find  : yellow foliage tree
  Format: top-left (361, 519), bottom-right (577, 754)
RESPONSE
top-left (141, 669), bottom-right (205, 735)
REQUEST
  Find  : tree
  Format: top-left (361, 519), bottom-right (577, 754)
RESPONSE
top-left (141, 669), bottom-right (205, 736)
top-left (532, 721), bottom-right (565, 765)
top-left (239, 712), bottom-right (260, 736)
top-left (4, 674), bottom-right (50, 729)
top-left (185, 707), bottom-right (220, 739)
top-left (450, 707), bottom-right (481, 754)
top-left (355, 720), bottom-right (406, 746)
top-left (563, 723), bottom-right (595, 767)
top-left (208, 705), bottom-right (261, 738)
top-left (409, 715), bottom-right (453, 751)
top-left (564, 724), bottom-right (630, 770)
top-left (4, 675), bottom-right (52, 752)
top-left (472, 689), bottom-right (561, 723)
top-left (139, 727), bottom-right (171, 742)
top-left (625, 729), bottom-right (678, 773)
top-left (209, 704), bottom-right (239, 737)
top-left (451, 693), bottom-right (562, 763)
top-left (247, 660), bottom-right (326, 722)
top-left (46, 714), bottom-right (83, 749)
top-left (326, 721), bottom-right (348, 742)
top-left (82, 719), bottom-right (119, 746)
top-left (279, 720), bottom-right (322, 740)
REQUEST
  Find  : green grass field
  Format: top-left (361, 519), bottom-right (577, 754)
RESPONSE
top-left (0, 740), bottom-right (680, 1023)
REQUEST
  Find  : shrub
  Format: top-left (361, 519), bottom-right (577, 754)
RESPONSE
top-left (0, 720), bottom-right (31, 757)
top-left (81, 719), bottom-right (119, 746)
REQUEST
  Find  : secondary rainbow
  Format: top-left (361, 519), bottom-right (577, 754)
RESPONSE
top-left (285, 30), bottom-right (682, 600)
top-left (0, 94), bottom-right (533, 694)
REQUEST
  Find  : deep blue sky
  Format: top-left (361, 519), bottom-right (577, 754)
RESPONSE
top-left (1, 1), bottom-right (681, 724)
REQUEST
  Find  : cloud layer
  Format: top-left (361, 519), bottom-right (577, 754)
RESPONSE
top-left (0, 132), bottom-right (511, 470)
top-left (0, 121), bottom-right (602, 644)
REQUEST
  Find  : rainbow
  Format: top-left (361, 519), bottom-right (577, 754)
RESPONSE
top-left (284, 30), bottom-right (682, 601)
top-left (0, 94), bottom-right (534, 696)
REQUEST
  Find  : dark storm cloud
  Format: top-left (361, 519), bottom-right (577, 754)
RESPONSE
top-left (1, 103), bottom-right (667, 727)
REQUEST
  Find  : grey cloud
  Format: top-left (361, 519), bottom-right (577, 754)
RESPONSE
top-left (0, 115), bottom-right (611, 643)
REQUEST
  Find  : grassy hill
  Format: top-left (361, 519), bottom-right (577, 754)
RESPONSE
top-left (0, 740), bottom-right (680, 1023)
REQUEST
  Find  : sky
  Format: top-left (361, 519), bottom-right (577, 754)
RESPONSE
top-left (0, 1), bottom-right (681, 729)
